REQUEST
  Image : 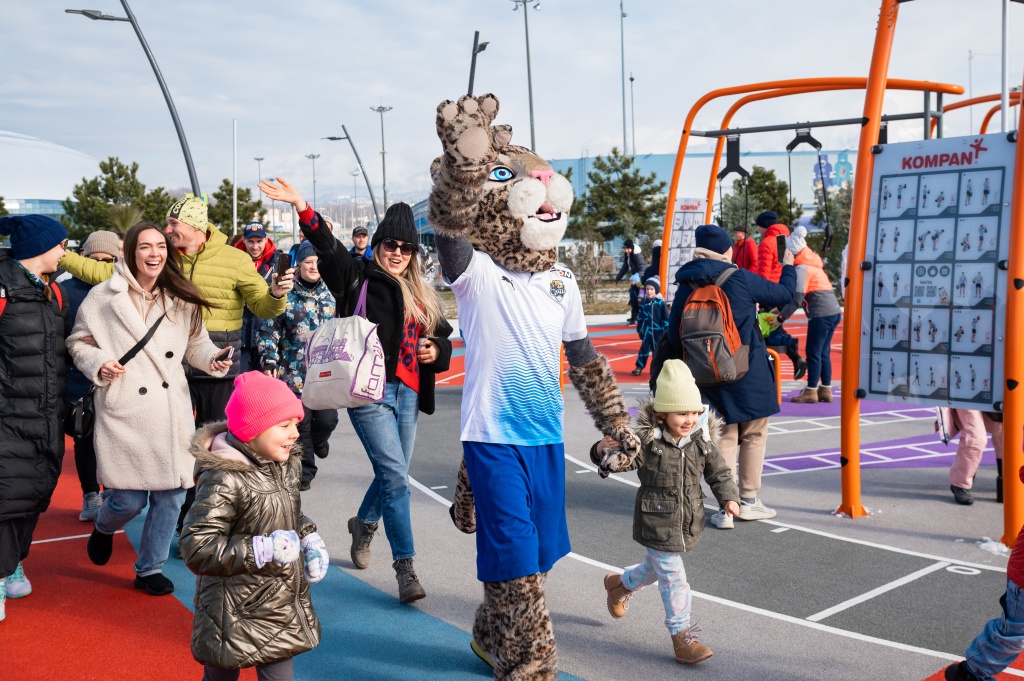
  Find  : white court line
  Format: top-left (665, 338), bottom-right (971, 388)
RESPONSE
top-left (32, 530), bottom-right (124, 545)
top-left (409, 477), bottom-right (453, 507)
top-left (563, 453), bottom-right (639, 487)
top-left (436, 371), bottom-right (466, 385)
top-left (805, 562), bottom-right (951, 622)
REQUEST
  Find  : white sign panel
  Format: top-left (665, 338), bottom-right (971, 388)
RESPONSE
top-left (860, 134), bottom-right (1013, 410)
top-left (666, 197), bottom-right (704, 304)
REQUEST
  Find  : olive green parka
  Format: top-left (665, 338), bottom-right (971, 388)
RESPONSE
top-left (180, 422), bottom-right (320, 669)
top-left (591, 402), bottom-right (739, 553)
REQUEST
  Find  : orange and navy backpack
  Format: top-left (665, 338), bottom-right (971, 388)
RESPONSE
top-left (678, 267), bottom-right (748, 387)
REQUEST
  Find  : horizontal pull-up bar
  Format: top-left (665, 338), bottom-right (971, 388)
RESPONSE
top-left (690, 111), bottom-right (937, 138)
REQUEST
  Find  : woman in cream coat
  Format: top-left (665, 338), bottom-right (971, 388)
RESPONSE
top-left (68, 222), bottom-right (232, 596)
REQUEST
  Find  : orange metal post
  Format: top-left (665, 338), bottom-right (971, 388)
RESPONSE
top-left (1001, 77), bottom-right (1024, 547)
top-left (837, 0), bottom-right (900, 518)
top-left (980, 95), bottom-right (1021, 134)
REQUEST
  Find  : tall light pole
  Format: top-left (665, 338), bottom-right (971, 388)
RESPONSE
top-left (323, 126), bottom-right (382, 224)
top-left (305, 153), bottom-right (320, 211)
top-left (629, 73), bottom-right (636, 158)
top-left (265, 177), bottom-right (278, 233)
top-left (350, 169), bottom-right (361, 231)
top-left (370, 106), bottom-right (393, 209)
top-left (467, 31), bottom-right (489, 96)
top-left (254, 157), bottom-right (264, 208)
top-left (510, 0), bottom-right (538, 151)
top-left (66, 2), bottom-right (200, 196)
top-left (620, 0), bottom-right (628, 155)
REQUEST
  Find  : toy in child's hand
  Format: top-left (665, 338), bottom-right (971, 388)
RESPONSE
top-left (252, 529), bottom-right (300, 568)
top-left (300, 532), bottom-right (329, 584)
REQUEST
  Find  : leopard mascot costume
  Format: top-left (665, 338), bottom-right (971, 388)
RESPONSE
top-left (429, 94), bottom-right (641, 680)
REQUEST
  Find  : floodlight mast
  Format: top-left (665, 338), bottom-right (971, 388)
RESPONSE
top-left (323, 127), bottom-right (382, 225)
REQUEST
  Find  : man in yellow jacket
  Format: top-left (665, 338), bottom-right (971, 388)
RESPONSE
top-left (60, 197), bottom-right (292, 541)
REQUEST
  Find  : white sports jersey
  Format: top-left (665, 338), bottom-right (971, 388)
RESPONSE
top-left (449, 251), bottom-right (588, 446)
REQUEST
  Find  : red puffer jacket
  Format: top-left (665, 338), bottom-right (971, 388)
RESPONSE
top-left (755, 223), bottom-right (790, 283)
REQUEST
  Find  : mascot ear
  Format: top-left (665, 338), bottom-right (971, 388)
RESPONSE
top-left (493, 124), bottom-right (513, 150)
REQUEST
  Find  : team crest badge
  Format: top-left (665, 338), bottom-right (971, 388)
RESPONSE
top-left (549, 279), bottom-right (565, 301)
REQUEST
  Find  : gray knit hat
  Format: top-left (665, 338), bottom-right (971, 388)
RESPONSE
top-left (81, 230), bottom-right (120, 260)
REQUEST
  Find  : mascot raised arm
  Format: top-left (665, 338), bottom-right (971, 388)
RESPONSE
top-left (429, 94), bottom-right (640, 680)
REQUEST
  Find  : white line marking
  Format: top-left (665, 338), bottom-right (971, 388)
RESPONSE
top-left (771, 527), bottom-right (791, 533)
top-left (436, 371), bottom-right (466, 385)
top-left (32, 530), bottom-right (124, 545)
top-left (409, 477), bottom-right (452, 507)
top-left (429, 485), bottom-right (448, 490)
top-left (563, 453), bottom-right (640, 487)
top-left (806, 562), bottom-right (951, 622)
top-left (574, 469), bottom-right (593, 474)
top-left (563, 552), bottom-right (968, 664)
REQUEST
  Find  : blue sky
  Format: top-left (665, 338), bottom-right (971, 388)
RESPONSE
top-left (2, 1), bottom-right (1021, 203)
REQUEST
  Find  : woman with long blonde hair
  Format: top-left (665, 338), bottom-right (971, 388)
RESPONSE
top-left (259, 179), bottom-right (453, 605)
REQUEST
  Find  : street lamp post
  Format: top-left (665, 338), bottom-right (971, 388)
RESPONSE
top-left (265, 177), bottom-right (278, 233)
top-left (467, 31), bottom-right (490, 96)
top-left (510, 0), bottom-right (539, 151)
top-left (305, 153), bottom-right (320, 212)
top-left (620, 0), bottom-right (628, 155)
top-left (66, 1), bottom-right (200, 196)
top-left (323, 125), bottom-right (382, 224)
top-left (350, 169), bottom-right (361, 231)
top-left (254, 157), bottom-right (264, 208)
top-left (629, 73), bottom-right (636, 158)
top-left (370, 106), bottom-right (393, 209)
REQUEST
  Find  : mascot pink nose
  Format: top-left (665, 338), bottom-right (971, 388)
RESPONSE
top-left (530, 169), bottom-right (555, 185)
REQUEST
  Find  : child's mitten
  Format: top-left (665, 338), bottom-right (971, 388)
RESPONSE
top-left (301, 532), bottom-right (329, 584)
top-left (252, 529), bottom-right (300, 568)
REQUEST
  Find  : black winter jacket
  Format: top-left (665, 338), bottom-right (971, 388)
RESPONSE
top-left (299, 210), bottom-right (454, 415)
top-left (0, 251), bottom-right (69, 522)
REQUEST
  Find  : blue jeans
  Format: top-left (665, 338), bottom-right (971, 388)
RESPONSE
top-left (622, 548), bottom-right (692, 635)
top-left (95, 488), bottom-right (186, 576)
top-left (805, 313), bottom-right (841, 388)
top-left (347, 380), bottom-right (419, 561)
top-left (964, 578), bottom-right (1024, 680)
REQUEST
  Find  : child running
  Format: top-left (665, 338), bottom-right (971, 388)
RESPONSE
top-left (632, 275), bottom-right (668, 376)
top-left (180, 371), bottom-right (327, 681)
top-left (593, 360), bottom-right (740, 664)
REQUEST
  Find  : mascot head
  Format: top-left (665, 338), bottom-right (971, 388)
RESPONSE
top-left (429, 94), bottom-right (573, 273)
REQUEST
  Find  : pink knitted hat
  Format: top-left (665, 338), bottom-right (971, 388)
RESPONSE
top-left (225, 371), bottom-right (304, 442)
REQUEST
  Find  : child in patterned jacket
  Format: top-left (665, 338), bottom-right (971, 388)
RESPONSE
top-left (256, 241), bottom-right (338, 491)
top-left (632, 276), bottom-right (668, 376)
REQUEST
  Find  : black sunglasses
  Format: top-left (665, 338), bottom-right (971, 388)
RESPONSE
top-left (381, 238), bottom-right (415, 256)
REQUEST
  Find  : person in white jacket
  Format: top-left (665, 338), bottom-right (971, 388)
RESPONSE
top-left (67, 222), bottom-right (232, 596)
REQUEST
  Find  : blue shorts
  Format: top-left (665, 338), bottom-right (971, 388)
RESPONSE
top-left (463, 441), bottom-right (571, 583)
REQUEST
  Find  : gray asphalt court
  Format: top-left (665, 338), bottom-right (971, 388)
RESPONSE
top-left (299, 381), bottom-right (1015, 681)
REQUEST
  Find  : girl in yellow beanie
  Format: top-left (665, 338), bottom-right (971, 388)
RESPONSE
top-left (590, 360), bottom-right (740, 665)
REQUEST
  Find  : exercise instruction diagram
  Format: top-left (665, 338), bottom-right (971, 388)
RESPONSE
top-left (860, 134), bottom-right (1013, 411)
top-left (666, 196), bottom-right (703, 304)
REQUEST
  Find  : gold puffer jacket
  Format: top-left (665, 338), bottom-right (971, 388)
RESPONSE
top-left (180, 422), bottom-right (321, 669)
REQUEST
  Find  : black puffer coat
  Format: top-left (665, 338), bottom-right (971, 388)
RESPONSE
top-left (299, 209), bottom-right (454, 414)
top-left (0, 251), bottom-right (69, 522)
top-left (180, 422), bottom-right (321, 669)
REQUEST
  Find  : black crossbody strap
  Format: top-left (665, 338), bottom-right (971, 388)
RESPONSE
top-left (118, 314), bottom-right (165, 366)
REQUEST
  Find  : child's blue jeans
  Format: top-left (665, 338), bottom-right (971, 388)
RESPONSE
top-left (963, 578), bottom-right (1024, 680)
top-left (621, 548), bottom-right (692, 635)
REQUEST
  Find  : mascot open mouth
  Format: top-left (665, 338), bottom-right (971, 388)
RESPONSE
top-left (535, 203), bottom-right (562, 223)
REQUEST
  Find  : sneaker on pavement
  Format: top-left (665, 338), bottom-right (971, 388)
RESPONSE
top-left (672, 626), bottom-right (713, 665)
top-left (793, 358), bottom-right (808, 381)
top-left (0, 578), bottom-right (6, 622)
top-left (710, 509), bottom-right (734, 529)
top-left (79, 492), bottom-right (102, 522)
top-left (134, 572), bottom-right (174, 596)
top-left (945, 662), bottom-right (981, 681)
top-left (817, 385), bottom-right (834, 403)
top-left (348, 516), bottom-right (378, 569)
top-left (603, 573), bottom-right (635, 619)
top-left (737, 498), bottom-right (777, 521)
top-left (951, 485), bottom-right (974, 506)
top-left (5, 563), bottom-right (31, 599)
top-left (631, 367), bottom-right (643, 376)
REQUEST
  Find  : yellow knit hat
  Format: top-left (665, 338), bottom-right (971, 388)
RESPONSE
top-left (652, 360), bottom-right (705, 414)
top-left (166, 197), bottom-right (208, 231)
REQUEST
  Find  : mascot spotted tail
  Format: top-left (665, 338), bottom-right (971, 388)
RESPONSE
top-left (430, 94), bottom-right (641, 680)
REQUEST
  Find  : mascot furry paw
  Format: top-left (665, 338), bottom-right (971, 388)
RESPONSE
top-left (429, 94), bottom-right (640, 680)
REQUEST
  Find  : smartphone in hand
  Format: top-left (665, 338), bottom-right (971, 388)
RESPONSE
top-left (215, 346), bottom-right (234, 361)
top-left (776, 234), bottom-right (787, 264)
top-left (276, 252), bottom-right (292, 278)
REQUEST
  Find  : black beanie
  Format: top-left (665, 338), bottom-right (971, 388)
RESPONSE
top-left (755, 210), bottom-right (779, 229)
top-left (371, 203), bottom-right (418, 249)
top-left (623, 238), bottom-right (634, 250)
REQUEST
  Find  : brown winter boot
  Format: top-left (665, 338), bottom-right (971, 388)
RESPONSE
top-left (817, 385), bottom-right (834, 402)
top-left (348, 516), bottom-right (378, 569)
top-left (791, 387), bottom-right (818, 404)
top-left (603, 573), bottom-right (634, 619)
top-left (394, 558), bottom-right (426, 604)
top-left (672, 627), bottom-right (713, 665)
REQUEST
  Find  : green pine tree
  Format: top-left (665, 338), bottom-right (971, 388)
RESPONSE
top-left (807, 180), bottom-right (854, 297)
top-left (61, 157), bottom-right (171, 239)
top-left (0, 196), bottom-right (7, 217)
top-left (208, 179), bottom-right (267, 234)
top-left (715, 166), bottom-right (801, 233)
top-left (567, 147), bottom-right (666, 243)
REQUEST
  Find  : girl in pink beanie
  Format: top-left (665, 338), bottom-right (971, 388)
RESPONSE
top-left (180, 372), bottom-right (327, 681)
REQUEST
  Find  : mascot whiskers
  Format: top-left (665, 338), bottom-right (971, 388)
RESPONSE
top-left (429, 94), bottom-right (640, 680)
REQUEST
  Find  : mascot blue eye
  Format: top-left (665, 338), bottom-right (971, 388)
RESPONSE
top-left (488, 166), bottom-right (515, 182)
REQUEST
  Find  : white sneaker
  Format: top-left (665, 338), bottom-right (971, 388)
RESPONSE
top-left (737, 498), bottom-right (777, 521)
top-left (710, 510), bottom-right (734, 529)
top-left (6, 563), bottom-right (31, 598)
top-left (0, 578), bottom-right (6, 621)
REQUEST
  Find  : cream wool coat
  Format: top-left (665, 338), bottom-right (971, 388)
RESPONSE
top-left (67, 261), bottom-right (227, 491)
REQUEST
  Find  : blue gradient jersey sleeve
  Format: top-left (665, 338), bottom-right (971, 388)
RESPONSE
top-left (450, 251), bottom-right (586, 446)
